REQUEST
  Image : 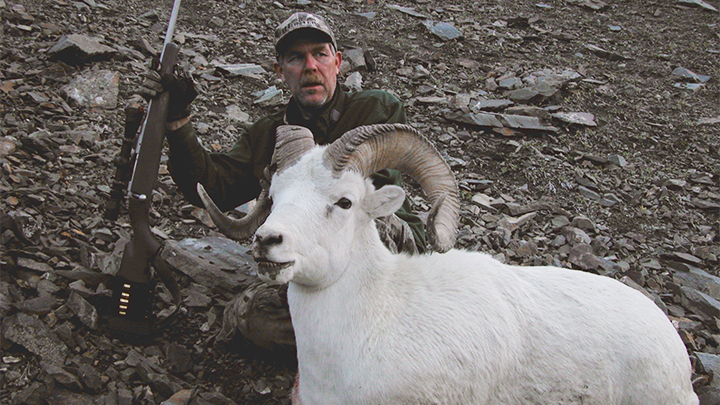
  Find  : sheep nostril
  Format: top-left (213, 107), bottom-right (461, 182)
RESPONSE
top-left (266, 234), bottom-right (283, 246)
top-left (256, 233), bottom-right (283, 247)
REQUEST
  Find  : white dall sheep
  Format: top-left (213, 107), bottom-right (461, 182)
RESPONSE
top-left (198, 124), bottom-right (698, 405)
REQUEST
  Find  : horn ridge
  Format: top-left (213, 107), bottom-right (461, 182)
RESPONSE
top-left (196, 183), bottom-right (271, 241)
top-left (273, 125), bottom-right (316, 173)
top-left (322, 123), bottom-right (460, 252)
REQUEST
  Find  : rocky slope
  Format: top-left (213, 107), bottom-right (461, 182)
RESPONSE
top-left (1, 0), bottom-right (719, 404)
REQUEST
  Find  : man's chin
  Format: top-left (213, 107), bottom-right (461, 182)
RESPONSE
top-left (297, 93), bottom-right (330, 110)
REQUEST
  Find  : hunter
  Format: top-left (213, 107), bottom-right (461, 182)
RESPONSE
top-left (141, 12), bottom-right (426, 349)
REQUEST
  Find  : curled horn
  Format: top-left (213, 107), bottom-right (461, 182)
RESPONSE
top-left (197, 125), bottom-right (316, 240)
top-left (322, 123), bottom-right (460, 252)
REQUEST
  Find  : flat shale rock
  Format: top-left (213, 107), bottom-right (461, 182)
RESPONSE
top-left (161, 236), bottom-right (258, 292)
top-left (1, 312), bottom-right (69, 365)
top-left (61, 69), bottom-right (120, 110)
top-left (47, 34), bottom-right (116, 64)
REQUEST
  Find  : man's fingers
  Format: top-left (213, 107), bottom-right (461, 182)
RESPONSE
top-left (142, 77), bottom-right (164, 94)
top-left (143, 70), bottom-right (162, 83)
top-left (136, 87), bottom-right (156, 100)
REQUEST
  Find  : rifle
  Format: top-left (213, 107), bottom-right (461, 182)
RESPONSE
top-left (105, 0), bottom-right (183, 340)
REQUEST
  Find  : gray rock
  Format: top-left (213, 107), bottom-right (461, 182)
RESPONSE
top-left (607, 155), bottom-right (628, 167)
top-left (697, 116), bottom-right (720, 126)
top-left (45, 389), bottom-right (95, 405)
top-left (663, 251), bottom-right (703, 266)
top-left (680, 286), bottom-right (720, 320)
top-left (422, 21), bottom-right (463, 41)
top-left (200, 391), bottom-right (239, 405)
top-left (0, 136), bottom-right (17, 158)
top-left (505, 106), bottom-right (553, 121)
top-left (253, 86), bottom-right (283, 107)
top-left (568, 244), bottom-right (599, 269)
top-left (563, 227), bottom-right (592, 245)
top-left (117, 388), bottom-right (133, 405)
top-left (505, 82), bottom-right (559, 103)
top-left (471, 98), bottom-right (514, 112)
top-left (498, 76), bottom-right (522, 90)
top-left (674, 82), bottom-right (705, 90)
top-left (509, 240), bottom-right (539, 258)
top-left (415, 96), bottom-right (448, 105)
top-left (61, 70), bottom-right (119, 110)
top-left (1, 312), bottom-right (69, 365)
top-left (498, 212), bottom-right (537, 232)
top-left (145, 373), bottom-right (178, 400)
top-left (663, 178), bottom-right (687, 190)
top-left (355, 11), bottom-right (377, 20)
top-left (552, 112), bottom-right (597, 126)
top-left (568, 0), bottom-right (608, 11)
top-left (43, 362), bottom-right (83, 391)
top-left (8, 382), bottom-right (51, 405)
top-left (225, 105), bottom-right (250, 124)
top-left (672, 265), bottom-right (720, 300)
top-left (578, 185), bottom-right (602, 202)
top-left (447, 111), bottom-right (503, 128)
top-left (678, 0), bottom-right (718, 12)
top-left (584, 44), bottom-right (629, 61)
top-left (47, 34), bottom-right (116, 64)
top-left (342, 48), bottom-right (367, 71)
top-left (470, 193), bottom-right (499, 214)
top-left (0, 282), bottom-right (10, 319)
top-left (165, 342), bottom-right (192, 374)
top-left (209, 16), bottom-right (224, 27)
top-left (697, 353), bottom-right (720, 389)
top-left (344, 71), bottom-right (363, 92)
top-left (601, 193), bottom-right (621, 207)
top-left (672, 66), bottom-right (712, 83)
top-left (551, 215), bottom-right (571, 229)
top-left (161, 236), bottom-right (257, 293)
top-left (66, 291), bottom-right (98, 329)
top-left (387, 4), bottom-right (427, 18)
top-left (215, 63), bottom-right (265, 79)
top-left (183, 284), bottom-right (212, 307)
top-left (14, 294), bottom-right (57, 315)
top-left (698, 387), bottom-right (720, 405)
top-left (570, 215), bottom-right (596, 232)
top-left (499, 114), bottom-right (558, 132)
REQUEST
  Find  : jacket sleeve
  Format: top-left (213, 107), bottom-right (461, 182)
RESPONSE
top-left (166, 123), bottom-right (261, 212)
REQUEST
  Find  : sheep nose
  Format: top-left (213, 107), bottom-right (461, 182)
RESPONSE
top-left (255, 232), bottom-right (283, 248)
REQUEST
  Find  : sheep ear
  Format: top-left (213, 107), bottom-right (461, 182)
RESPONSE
top-left (363, 185), bottom-right (406, 219)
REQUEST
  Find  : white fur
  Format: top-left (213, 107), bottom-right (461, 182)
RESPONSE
top-left (253, 148), bottom-right (697, 405)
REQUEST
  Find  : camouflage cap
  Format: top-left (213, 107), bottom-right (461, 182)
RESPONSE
top-left (275, 12), bottom-right (337, 53)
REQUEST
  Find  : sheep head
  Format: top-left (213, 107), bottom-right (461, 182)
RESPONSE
top-left (197, 124), bottom-right (460, 286)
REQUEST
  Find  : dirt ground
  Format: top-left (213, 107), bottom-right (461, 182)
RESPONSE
top-left (1, 0), bottom-right (719, 403)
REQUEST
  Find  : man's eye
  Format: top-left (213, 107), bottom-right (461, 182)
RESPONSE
top-left (335, 197), bottom-right (352, 209)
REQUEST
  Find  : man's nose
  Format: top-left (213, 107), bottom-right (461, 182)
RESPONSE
top-left (302, 54), bottom-right (319, 70)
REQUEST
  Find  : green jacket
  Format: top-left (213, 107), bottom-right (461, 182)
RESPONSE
top-left (166, 87), bottom-right (427, 252)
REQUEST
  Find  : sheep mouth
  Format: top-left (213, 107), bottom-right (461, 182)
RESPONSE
top-left (255, 259), bottom-right (294, 271)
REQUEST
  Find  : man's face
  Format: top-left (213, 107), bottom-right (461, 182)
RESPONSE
top-left (274, 40), bottom-right (342, 111)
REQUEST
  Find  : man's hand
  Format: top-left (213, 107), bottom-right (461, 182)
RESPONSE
top-left (137, 61), bottom-right (198, 122)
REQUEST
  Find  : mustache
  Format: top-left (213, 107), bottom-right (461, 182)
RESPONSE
top-left (300, 74), bottom-right (324, 87)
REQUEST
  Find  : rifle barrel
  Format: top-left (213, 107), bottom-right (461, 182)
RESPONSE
top-left (162, 0), bottom-right (182, 52)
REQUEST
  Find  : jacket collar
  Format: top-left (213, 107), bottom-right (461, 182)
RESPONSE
top-left (283, 86), bottom-right (346, 144)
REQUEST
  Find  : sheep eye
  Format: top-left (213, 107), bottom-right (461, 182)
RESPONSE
top-left (335, 197), bottom-right (352, 209)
